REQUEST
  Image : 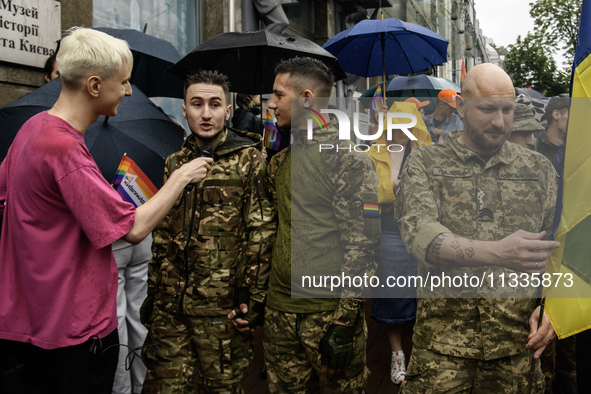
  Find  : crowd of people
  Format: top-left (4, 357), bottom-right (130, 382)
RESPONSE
top-left (0, 26), bottom-right (588, 394)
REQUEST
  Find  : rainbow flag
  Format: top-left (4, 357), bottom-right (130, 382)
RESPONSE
top-left (544, 0), bottom-right (591, 339)
top-left (263, 108), bottom-right (281, 150)
top-left (363, 202), bottom-right (379, 218)
top-left (369, 82), bottom-right (384, 121)
top-left (112, 155), bottom-right (158, 208)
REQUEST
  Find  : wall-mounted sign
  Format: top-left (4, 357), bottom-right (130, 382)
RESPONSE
top-left (0, 0), bottom-right (61, 68)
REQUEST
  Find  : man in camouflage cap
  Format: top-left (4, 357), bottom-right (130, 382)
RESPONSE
top-left (260, 57), bottom-right (379, 392)
top-left (508, 103), bottom-right (544, 149)
top-left (395, 63), bottom-right (560, 393)
top-left (141, 70), bottom-right (276, 393)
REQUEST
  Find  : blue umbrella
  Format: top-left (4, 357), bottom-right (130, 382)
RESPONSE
top-left (322, 18), bottom-right (448, 79)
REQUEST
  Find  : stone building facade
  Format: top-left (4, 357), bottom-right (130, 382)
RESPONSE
top-left (0, 0), bottom-right (488, 107)
top-left (0, 0), bottom-right (92, 107)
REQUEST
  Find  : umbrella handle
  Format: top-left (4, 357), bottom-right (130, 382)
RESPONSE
top-left (381, 36), bottom-right (387, 108)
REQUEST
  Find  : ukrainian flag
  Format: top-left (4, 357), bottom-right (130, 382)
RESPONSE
top-left (544, 0), bottom-right (591, 339)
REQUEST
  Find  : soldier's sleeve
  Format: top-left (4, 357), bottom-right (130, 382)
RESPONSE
top-left (238, 148), bottom-right (277, 304)
top-left (267, 151), bottom-right (280, 203)
top-left (331, 150), bottom-right (380, 326)
top-left (394, 149), bottom-right (450, 263)
top-left (147, 155), bottom-right (176, 299)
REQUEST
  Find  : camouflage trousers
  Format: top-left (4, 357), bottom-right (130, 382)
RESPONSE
top-left (399, 344), bottom-right (545, 393)
top-left (262, 306), bottom-right (369, 394)
top-left (540, 334), bottom-right (576, 392)
top-left (141, 308), bottom-right (252, 394)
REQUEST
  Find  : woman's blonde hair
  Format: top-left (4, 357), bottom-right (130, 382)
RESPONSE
top-left (57, 27), bottom-right (133, 89)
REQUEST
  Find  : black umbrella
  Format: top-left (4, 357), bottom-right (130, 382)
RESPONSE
top-left (0, 79), bottom-right (61, 162)
top-left (0, 78), bottom-right (185, 188)
top-left (515, 87), bottom-right (546, 99)
top-left (94, 27), bottom-right (185, 99)
top-left (168, 29), bottom-right (347, 94)
top-left (85, 89), bottom-right (185, 188)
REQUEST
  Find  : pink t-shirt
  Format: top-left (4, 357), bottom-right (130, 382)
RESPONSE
top-left (0, 112), bottom-right (136, 349)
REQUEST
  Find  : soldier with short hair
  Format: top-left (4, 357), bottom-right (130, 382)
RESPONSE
top-left (141, 70), bottom-right (276, 393)
top-left (536, 96), bottom-right (570, 175)
top-left (395, 63), bottom-right (560, 393)
top-left (258, 56), bottom-right (380, 393)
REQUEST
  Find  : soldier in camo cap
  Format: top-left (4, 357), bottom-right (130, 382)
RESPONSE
top-left (255, 57), bottom-right (380, 393)
top-left (141, 70), bottom-right (276, 393)
top-left (395, 63), bottom-right (560, 393)
top-left (508, 103), bottom-right (544, 149)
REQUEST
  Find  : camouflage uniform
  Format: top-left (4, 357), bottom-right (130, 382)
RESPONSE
top-left (264, 118), bottom-right (380, 393)
top-left (394, 131), bottom-right (558, 392)
top-left (263, 306), bottom-right (368, 393)
top-left (142, 128), bottom-right (276, 393)
top-left (401, 345), bottom-right (544, 393)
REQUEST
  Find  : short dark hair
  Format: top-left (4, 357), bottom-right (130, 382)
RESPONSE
top-left (275, 57), bottom-right (334, 97)
top-left (43, 54), bottom-right (57, 76)
top-left (236, 93), bottom-right (257, 111)
top-left (184, 70), bottom-right (230, 100)
top-left (544, 96), bottom-right (570, 126)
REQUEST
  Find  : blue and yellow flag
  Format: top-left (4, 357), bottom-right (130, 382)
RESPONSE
top-left (544, 0), bottom-right (591, 339)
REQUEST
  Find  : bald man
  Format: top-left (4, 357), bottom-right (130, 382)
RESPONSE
top-left (394, 64), bottom-right (560, 392)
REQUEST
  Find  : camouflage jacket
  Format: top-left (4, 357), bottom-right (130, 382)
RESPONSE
top-left (266, 118), bottom-right (380, 326)
top-left (395, 131), bottom-right (558, 360)
top-left (148, 127), bottom-right (276, 316)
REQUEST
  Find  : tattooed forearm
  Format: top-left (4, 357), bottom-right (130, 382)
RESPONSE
top-left (456, 249), bottom-right (465, 263)
top-left (427, 233), bottom-right (445, 257)
top-left (426, 233), bottom-right (477, 267)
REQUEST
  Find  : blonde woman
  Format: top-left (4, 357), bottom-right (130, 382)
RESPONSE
top-left (366, 100), bottom-right (432, 385)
